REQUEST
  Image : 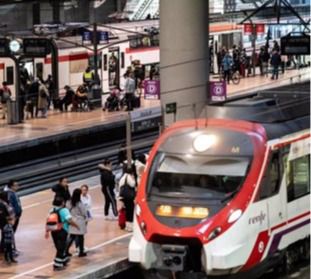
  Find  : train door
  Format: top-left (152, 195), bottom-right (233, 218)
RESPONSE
top-left (108, 47), bottom-right (120, 90)
top-left (256, 151), bottom-right (286, 230)
top-left (5, 62), bottom-right (15, 98)
top-left (266, 151), bottom-right (287, 230)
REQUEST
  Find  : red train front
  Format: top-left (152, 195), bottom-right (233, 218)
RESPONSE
top-left (129, 115), bottom-right (310, 278)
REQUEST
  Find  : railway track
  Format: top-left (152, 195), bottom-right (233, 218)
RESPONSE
top-left (0, 131), bottom-right (158, 195)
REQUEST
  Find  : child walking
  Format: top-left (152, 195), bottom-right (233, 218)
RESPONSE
top-left (3, 216), bottom-right (17, 264)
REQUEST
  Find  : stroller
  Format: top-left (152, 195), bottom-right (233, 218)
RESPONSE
top-left (104, 91), bottom-right (120, 112)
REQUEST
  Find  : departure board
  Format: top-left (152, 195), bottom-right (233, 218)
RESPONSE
top-left (23, 38), bottom-right (50, 57)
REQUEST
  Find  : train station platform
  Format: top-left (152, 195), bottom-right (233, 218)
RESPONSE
top-left (0, 67), bottom-right (309, 150)
top-left (0, 176), bottom-right (132, 279)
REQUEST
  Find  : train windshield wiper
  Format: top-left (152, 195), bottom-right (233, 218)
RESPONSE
top-left (221, 189), bottom-right (239, 204)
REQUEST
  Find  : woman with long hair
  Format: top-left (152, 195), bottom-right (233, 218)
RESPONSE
top-left (66, 188), bottom-right (88, 257)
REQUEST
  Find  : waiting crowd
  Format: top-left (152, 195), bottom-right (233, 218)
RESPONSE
top-left (0, 59), bottom-right (159, 121)
top-left (217, 40), bottom-right (299, 84)
top-left (0, 145), bottom-right (147, 271)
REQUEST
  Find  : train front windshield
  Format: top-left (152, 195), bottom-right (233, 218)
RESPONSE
top-left (148, 152), bottom-right (250, 200)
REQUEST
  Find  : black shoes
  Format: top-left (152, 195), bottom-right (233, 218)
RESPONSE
top-left (78, 252), bottom-right (87, 257)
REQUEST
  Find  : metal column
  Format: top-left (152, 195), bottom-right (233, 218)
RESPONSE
top-left (160, 0), bottom-right (209, 127)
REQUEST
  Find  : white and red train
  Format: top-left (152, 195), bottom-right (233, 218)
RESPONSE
top-left (0, 20), bottom-right (242, 98)
top-left (129, 88), bottom-right (310, 278)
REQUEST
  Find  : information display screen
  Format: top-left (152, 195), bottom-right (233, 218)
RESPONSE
top-left (281, 34), bottom-right (310, 55)
top-left (23, 38), bottom-right (50, 57)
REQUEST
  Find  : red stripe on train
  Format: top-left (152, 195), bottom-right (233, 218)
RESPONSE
top-left (45, 53), bottom-right (89, 64)
top-left (242, 211), bottom-right (310, 271)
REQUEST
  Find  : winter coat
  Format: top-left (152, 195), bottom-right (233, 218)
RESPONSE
top-left (5, 189), bottom-right (22, 217)
top-left (270, 53), bottom-right (281, 67)
top-left (68, 201), bottom-right (88, 235)
top-left (222, 54), bottom-right (233, 71)
top-left (119, 174), bottom-right (136, 190)
top-left (37, 84), bottom-right (49, 109)
top-left (52, 183), bottom-right (71, 203)
top-left (99, 165), bottom-right (115, 189)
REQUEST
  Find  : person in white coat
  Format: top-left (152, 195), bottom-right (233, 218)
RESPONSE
top-left (66, 189), bottom-right (88, 257)
top-left (119, 168), bottom-right (136, 232)
top-left (80, 185), bottom-right (92, 221)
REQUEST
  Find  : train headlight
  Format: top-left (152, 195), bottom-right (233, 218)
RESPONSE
top-left (228, 209), bottom-right (242, 224)
top-left (193, 134), bottom-right (217, 152)
top-left (135, 204), bottom-right (142, 217)
top-left (207, 227), bottom-right (222, 241)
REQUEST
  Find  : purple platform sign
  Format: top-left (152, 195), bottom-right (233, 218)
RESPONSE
top-left (144, 80), bottom-right (160, 100)
top-left (210, 81), bottom-right (227, 101)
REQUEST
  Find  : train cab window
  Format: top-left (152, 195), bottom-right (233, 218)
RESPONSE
top-left (257, 152), bottom-right (281, 201)
top-left (6, 66), bottom-right (14, 85)
top-left (286, 154), bottom-right (310, 202)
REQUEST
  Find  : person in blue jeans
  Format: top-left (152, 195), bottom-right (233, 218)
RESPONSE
top-left (45, 196), bottom-right (79, 271)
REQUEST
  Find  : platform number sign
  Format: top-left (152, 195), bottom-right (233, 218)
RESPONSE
top-left (210, 81), bottom-right (227, 101)
top-left (144, 80), bottom-right (160, 100)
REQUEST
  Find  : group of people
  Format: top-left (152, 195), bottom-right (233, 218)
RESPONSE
top-left (47, 177), bottom-right (92, 270)
top-left (217, 41), bottom-right (287, 84)
top-left (47, 148), bottom-right (147, 271)
top-left (99, 147), bottom-right (147, 232)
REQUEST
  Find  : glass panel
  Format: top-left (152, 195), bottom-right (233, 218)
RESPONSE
top-left (149, 153), bottom-right (250, 200)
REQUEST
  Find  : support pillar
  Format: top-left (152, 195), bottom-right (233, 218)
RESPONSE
top-left (160, 0), bottom-right (209, 127)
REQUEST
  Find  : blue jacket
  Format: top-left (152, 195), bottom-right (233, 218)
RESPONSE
top-left (6, 189), bottom-right (22, 217)
top-left (222, 54), bottom-right (233, 71)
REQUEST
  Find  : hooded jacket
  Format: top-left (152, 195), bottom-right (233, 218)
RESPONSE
top-left (99, 164), bottom-right (115, 189)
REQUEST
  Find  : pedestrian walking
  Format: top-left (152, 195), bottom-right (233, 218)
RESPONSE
top-left (0, 82), bottom-right (12, 120)
top-left (124, 72), bottom-right (136, 111)
top-left (52, 177), bottom-right (71, 205)
top-left (5, 180), bottom-right (22, 233)
top-left (99, 159), bottom-right (118, 220)
top-left (45, 196), bottom-right (79, 271)
top-left (66, 189), bottom-right (88, 257)
top-left (37, 80), bottom-right (49, 118)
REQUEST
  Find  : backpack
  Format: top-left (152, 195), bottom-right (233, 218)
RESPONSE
top-left (46, 208), bottom-right (63, 232)
top-left (119, 176), bottom-right (136, 200)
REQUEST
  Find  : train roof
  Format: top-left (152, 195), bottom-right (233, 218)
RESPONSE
top-left (206, 82), bottom-right (310, 140)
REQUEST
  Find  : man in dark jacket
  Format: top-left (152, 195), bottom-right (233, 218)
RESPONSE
top-left (5, 180), bottom-right (22, 233)
top-left (270, 50), bottom-right (281, 80)
top-left (52, 177), bottom-right (71, 204)
top-left (99, 159), bottom-right (118, 219)
top-left (0, 191), bottom-right (9, 251)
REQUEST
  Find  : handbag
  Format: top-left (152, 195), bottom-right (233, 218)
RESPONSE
top-left (120, 176), bottom-right (135, 200)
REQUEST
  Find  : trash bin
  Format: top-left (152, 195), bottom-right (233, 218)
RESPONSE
top-left (7, 100), bottom-right (19, 125)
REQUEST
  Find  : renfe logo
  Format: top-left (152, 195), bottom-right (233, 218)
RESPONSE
top-left (249, 211), bottom-right (266, 225)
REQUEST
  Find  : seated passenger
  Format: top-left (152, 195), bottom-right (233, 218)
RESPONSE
top-left (104, 90), bottom-right (120, 112)
top-left (73, 85), bottom-right (89, 111)
top-left (60, 85), bottom-right (75, 112)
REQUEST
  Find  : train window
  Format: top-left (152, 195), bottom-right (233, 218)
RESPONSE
top-left (148, 152), bottom-right (250, 201)
top-left (257, 152), bottom-right (281, 201)
top-left (6, 66), bottom-right (14, 85)
top-left (121, 52), bottom-right (124, 69)
top-left (103, 54), bottom-right (107, 71)
top-left (287, 154), bottom-right (310, 202)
